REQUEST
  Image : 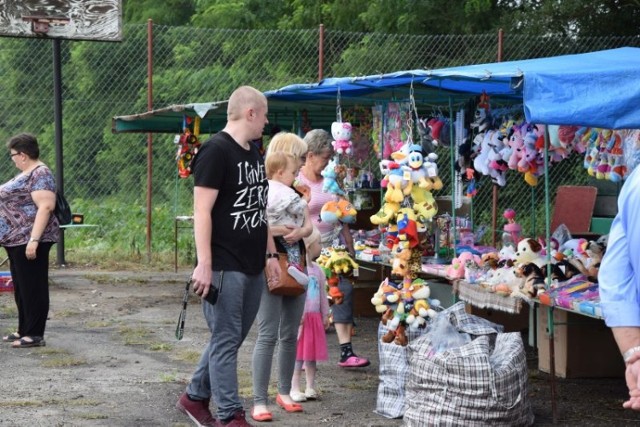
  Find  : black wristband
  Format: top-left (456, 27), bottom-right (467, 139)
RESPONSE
top-left (266, 252), bottom-right (279, 259)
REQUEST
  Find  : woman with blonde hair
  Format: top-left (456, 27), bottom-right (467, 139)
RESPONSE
top-left (251, 132), bottom-right (313, 422)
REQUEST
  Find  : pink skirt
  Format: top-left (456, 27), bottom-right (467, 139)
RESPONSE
top-left (296, 312), bottom-right (328, 362)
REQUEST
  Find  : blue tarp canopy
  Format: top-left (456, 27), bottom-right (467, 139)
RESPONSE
top-left (112, 47), bottom-right (640, 133)
top-left (264, 47), bottom-right (640, 129)
top-left (424, 47), bottom-right (640, 129)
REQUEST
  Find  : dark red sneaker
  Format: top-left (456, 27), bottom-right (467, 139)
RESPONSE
top-left (216, 409), bottom-right (254, 426)
top-left (176, 392), bottom-right (217, 427)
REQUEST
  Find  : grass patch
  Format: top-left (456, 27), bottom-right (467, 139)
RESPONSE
top-left (149, 342), bottom-right (173, 352)
top-left (119, 326), bottom-right (153, 345)
top-left (159, 371), bottom-right (180, 382)
top-left (38, 347), bottom-right (70, 356)
top-left (0, 304), bottom-right (17, 318)
top-left (41, 356), bottom-right (87, 368)
top-left (77, 413), bottom-right (109, 420)
top-left (172, 349), bottom-right (201, 364)
top-left (0, 398), bottom-right (100, 408)
top-left (85, 319), bottom-right (115, 328)
top-left (0, 400), bottom-right (40, 407)
top-left (238, 369), bottom-right (268, 397)
top-left (54, 309), bottom-right (81, 318)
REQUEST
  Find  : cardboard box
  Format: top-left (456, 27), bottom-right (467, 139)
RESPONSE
top-left (537, 307), bottom-right (624, 378)
top-left (465, 303), bottom-right (530, 333)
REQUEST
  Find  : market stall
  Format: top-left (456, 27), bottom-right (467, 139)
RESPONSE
top-left (112, 49), bottom-right (640, 415)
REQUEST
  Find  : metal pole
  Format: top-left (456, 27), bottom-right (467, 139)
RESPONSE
top-left (53, 39), bottom-right (65, 266)
top-left (146, 19), bottom-right (154, 263)
top-left (492, 28), bottom-right (504, 248)
top-left (318, 24), bottom-right (324, 81)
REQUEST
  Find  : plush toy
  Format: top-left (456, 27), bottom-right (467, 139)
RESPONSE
top-left (514, 238), bottom-right (546, 267)
top-left (396, 212), bottom-right (420, 248)
top-left (370, 201), bottom-right (400, 226)
top-left (321, 158), bottom-right (345, 195)
top-left (446, 251), bottom-right (482, 279)
top-left (411, 186), bottom-right (438, 222)
top-left (513, 262), bottom-right (546, 297)
top-left (323, 245), bottom-right (359, 275)
top-left (417, 118), bottom-right (436, 155)
top-left (326, 274), bottom-right (344, 304)
top-left (371, 278), bottom-right (402, 312)
top-left (391, 246), bottom-right (412, 277)
top-left (498, 245), bottom-right (517, 267)
top-left (331, 121), bottom-right (353, 155)
top-left (380, 148), bottom-right (411, 203)
top-left (176, 126), bottom-right (201, 178)
top-left (320, 197), bottom-right (357, 224)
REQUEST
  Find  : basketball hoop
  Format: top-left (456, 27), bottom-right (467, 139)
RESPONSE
top-left (22, 15), bottom-right (70, 35)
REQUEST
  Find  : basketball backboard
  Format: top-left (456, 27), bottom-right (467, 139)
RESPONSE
top-left (0, 0), bottom-right (122, 42)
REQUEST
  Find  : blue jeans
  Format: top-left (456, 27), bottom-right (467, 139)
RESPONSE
top-left (186, 270), bottom-right (263, 420)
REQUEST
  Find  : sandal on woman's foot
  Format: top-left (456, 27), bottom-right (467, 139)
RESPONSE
top-left (11, 336), bottom-right (45, 348)
top-left (2, 332), bottom-right (20, 342)
top-left (251, 408), bottom-right (273, 422)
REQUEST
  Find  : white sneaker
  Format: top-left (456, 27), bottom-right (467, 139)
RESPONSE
top-left (290, 391), bottom-right (307, 402)
top-left (304, 388), bottom-right (319, 400)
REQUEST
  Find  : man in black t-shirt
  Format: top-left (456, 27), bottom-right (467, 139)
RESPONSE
top-left (176, 86), bottom-right (280, 427)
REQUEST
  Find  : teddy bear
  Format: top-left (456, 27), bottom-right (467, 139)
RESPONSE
top-left (331, 121), bottom-right (353, 155)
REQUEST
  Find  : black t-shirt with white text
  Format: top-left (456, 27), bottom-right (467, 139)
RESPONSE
top-left (192, 131), bottom-right (268, 275)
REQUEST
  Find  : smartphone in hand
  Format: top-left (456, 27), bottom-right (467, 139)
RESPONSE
top-left (201, 271), bottom-right (223, 306)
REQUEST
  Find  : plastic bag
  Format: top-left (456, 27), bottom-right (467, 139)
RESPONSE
top-left (427, 312), bottom-right (471, 355)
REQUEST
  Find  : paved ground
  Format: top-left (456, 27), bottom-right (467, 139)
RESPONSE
top-left (0, 267), bottom-right (638, 426)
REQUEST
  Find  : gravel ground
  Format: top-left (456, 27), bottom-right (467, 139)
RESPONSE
top-left (0, 267), bottom-right (639, 426)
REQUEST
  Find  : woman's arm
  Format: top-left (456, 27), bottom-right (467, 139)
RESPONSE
top-left (26, 189), bottom-right (56, 259)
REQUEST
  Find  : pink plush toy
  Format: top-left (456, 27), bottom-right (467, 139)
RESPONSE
top-left (446, 251), bottom-right (482, 279)
top-left (331, 121), bottom-right (353, 155)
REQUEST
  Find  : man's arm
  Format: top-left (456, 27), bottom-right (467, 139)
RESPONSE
top-left (192, 186), bottom-right (217, 298)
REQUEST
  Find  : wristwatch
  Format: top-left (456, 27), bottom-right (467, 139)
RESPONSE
top-left (29, 237), bottom-right (40, 243)
top-left (266, 252), bottom-right (279, 259)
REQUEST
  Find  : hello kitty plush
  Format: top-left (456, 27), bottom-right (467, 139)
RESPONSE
top-left (331, 121), bottom-right (353, 155)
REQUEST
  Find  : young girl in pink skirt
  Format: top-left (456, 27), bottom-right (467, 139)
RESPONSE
top-left (290, 227), bottom-right (330, 402)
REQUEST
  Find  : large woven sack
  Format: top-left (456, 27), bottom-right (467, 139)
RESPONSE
top-left (404, 302), bottom-right (534, 426)
top-left (375, 322), bottom-right (428, 418)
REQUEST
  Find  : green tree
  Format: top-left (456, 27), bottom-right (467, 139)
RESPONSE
top-left (124, 0), bottom-right (196, 26)
top-left (496, 0), bottom-right (640, 37)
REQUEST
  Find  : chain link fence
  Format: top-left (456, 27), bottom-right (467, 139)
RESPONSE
top-left (0, 24), bottom-right (637, 263)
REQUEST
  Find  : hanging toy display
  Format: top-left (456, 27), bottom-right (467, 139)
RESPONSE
top-left (175, 115), bottom-right (201, 178)
top-left (369, 81), bottom-right (442, 346)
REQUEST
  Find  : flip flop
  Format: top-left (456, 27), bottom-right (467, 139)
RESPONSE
top-left (276, 394), bottom-right (303, 413)
top-left (11, 336), bottom-right (46, 348)
top-left (251, 408), bottom-right (273, 422)
top-left (2, 332), bottom-right (20, 342)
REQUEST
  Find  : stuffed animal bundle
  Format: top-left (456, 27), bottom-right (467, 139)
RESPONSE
top-left (372, 277), bottom-right (440, 345)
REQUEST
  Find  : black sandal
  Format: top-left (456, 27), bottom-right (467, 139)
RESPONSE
top-left (2, 332), bottom-right (20, 342)
top-left (11, 336), bottom-right (45, 348)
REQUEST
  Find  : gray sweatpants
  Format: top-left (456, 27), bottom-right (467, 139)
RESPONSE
top-left (252, 281), bottom-right (306, 406)
top-left (186, 270), bottom-right (263, 420)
